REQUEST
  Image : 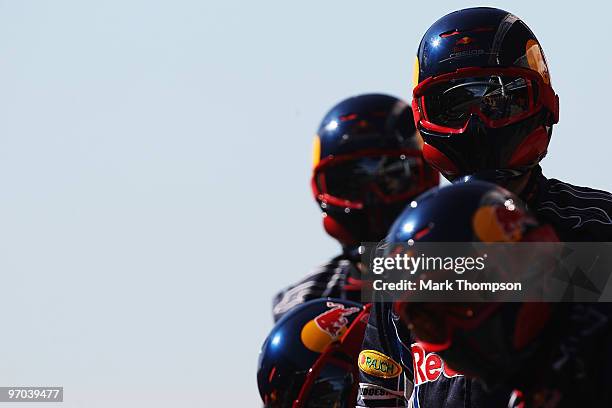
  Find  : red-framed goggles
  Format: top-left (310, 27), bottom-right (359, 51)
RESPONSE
top-left (312, 149), bottom-right (432, 210)
top-left (413, 67), bottom-right (559, 134)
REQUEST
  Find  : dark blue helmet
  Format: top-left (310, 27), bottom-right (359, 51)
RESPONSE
top-left (411, 8), bottom-right (559, 181)
top-left (386, 181), bottom-right (559, 386)
top-left (257, 299), bottom-right (369, 408)
top-left (312, 94), bottom-right (439, 247)
top-left (387, 180), bottom-right (538, 243)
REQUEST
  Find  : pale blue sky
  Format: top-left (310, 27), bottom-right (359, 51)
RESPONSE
top-left (0, 1), bottom-right (609, 406)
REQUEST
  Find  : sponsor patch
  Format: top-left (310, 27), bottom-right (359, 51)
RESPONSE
top-left (358, 383), bottom-right (404, 401)
top-left (358, 350), bottom-right (402, 379)
top-left (411, 343), bottom-right (462, 386)
top-left (455, 36), bottom-right (473, 45)
top-left (448, 34), bottom-right (484, 59)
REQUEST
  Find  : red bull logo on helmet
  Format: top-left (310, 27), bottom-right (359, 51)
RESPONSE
top-left (412, 343), bottom-right (462, 386)
top-left (455, 36), bottom-right (473, 45)
top-left (473, 203), bottom-right (528, 242)
top-left (301, 302), bottom-right (360, 353)
top-left (314, 302), bottom-right (360, 337)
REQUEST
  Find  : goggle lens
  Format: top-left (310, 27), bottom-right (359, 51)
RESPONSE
top-left (316, 154), bottom-right (425, 205)
top-left (421, 75), bottom-right (536, 129)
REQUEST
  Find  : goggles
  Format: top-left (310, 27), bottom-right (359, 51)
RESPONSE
top-left (413, 67), bottom-right (558, 134)
top-left (395, 302), bottom-right (500, 352)
top-left (312, 149), bottom-right (429, 210)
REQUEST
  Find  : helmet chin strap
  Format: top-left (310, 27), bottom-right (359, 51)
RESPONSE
top-left (323, 215), bottom-right (359, 247)
top-left (460, 165), bottom-right (543, 204)
top-left (461, 167), bottom-right (530, 192)
top-left (465, 167), bottom-right (529, 182)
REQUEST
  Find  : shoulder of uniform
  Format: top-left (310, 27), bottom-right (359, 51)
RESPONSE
top-left (535, 178), bottom-right (612, 237)
top-left (271, 255), bottom-right (352, 321)
top-left (545, 179), bottom-right (612, 201)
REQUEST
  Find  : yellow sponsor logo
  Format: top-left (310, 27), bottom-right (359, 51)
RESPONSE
top-left (358, 350), bottom-right (402, 379)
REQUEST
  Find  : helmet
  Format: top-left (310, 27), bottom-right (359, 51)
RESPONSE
top-left (387, 179), bottom-right (554, 243)
top-left (312, 94), bottom-right (439, 247)
top-left (257, 299), bottom-right (370, 408)
top-left (411, 7), bottom-right (560, 181)
top-left (386, 181), bottom-right (559, 385)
